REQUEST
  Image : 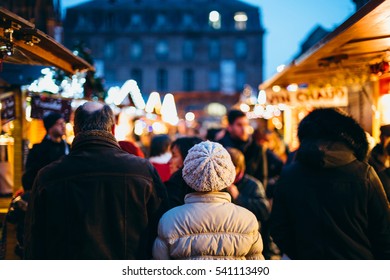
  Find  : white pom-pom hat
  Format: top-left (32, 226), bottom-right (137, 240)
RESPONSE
top-left (182, 141), bottom-right (236, 192)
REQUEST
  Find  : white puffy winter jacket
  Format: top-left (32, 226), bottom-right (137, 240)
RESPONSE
top-left (153, 192), bottom-right (264, 260)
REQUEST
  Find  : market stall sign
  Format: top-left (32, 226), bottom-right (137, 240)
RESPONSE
top-left (266, 86), bottom-right (348, 107)
top-left (30, 95), bottom-right (71, 122)
top-left (0, 92), bottom-right (16, 125)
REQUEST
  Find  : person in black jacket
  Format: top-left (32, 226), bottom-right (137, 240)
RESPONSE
top-left (12, 112), bottom-right (69, 258)
top-left (226, 147), bottom-right (281, 259)
top-left (378, 142), bottom-right (390, 202)
top-left (22, 112), bottom-right (69, 192)
top-left (24, 101), bottom-right (167, 259)
top-left (270, 108), bottom-right (390, 259)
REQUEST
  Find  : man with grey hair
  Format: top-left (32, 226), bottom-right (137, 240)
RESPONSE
top-left (25, 101), bottom-right (167, 259)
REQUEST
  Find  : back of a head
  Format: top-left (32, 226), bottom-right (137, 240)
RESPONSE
top-left (227, 147), bottom-right (246, 172)
top-left (150, 134), bottom-right (171, 157)
top-left (74, 102), bottom-right (115, 134)
top-left (43, 112), bottom-right (63, 132)
top-left (171, 136), bottom-right (203, 160)
top-left (182, 141), bottom-right (236, 192)
top-left (227, 109), bottom-right (246, 125)
top-left (297, 108), bottom-right (368, 161)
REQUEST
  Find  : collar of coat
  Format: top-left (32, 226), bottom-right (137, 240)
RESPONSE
top-left (71, 130), bottom-right (121, 151)
top-left (184, 191), bottom-right (231, 204)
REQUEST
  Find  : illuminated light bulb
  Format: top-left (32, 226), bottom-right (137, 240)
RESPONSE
top-left (134, 120), bottom-right (145, 136)
top-left (287, 83), bottom-right (298, 92)
top-left (276, 64), bottom-right (285, 73)
top-left (113, 80), bottom-right (145, 109)
top-left (278, 103), bottom-right (288, 111)
top-left (234, 12), bottom-right (248, 22)
top-left (274, 108), bottom-right (281, 116)
top-left (257, 90), bottom-right (266, 105)
top-left (272, 85), bottom-right (281, 93)
top-left (240, 103), bottom-right (250, 112)
top-left (266, 105), bottom-right (275, 113)
top-left (209, 11), bottom-right (220, 22)
top-left (145, 92), bottom-right (162, 113)
top-left (161, 93), bottom-right (179, 126)
top-left (254, 105), bottom-right (264, 116)
top-left (185, 112), bottom-right (195, 122)
top-left (152, 122), bottom-right (168, 134)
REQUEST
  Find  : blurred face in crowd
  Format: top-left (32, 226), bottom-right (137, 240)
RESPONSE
top-left (228, 116), bottom-right (250, 142)
top-left (168, 145), bottom-right (184, 174)
top-left (49, 118), bottom-right (66, 139)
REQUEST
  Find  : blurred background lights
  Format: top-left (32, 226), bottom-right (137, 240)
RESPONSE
top-left (257, 90), bottom-right (266, 105)
top-left (185, 112), bottom-right (195, 122)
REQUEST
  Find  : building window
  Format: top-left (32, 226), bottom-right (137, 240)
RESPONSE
top-left (183, 13), bottom-right (193, 27)
top-left (235, 39), bottom-right (247, 59)
top-left (105, 12), bottom-right (115, 30)
top-left (209, 10), bottom-right (221, 29)
top-left (157, 69), bottom-right (168, 91)
top-left (155, 13), bottom-right (167, 28)
top-left (155, 40), bottom-right (169, 59)
top-left (183, 69), bottom-right (194, 91)
top-left (236, 70), bottom-right (246, 91)
top-left (209, 70), bottom-right (220, 91)
top-left (131, 69), bottom-right (143, 90)
top-left (104, 42), bottom-right (114, 59)
top-left (131, 14), bottom-right (142, 26)
top-left (130, 41), bottom-right (142, 60)
top-left (209, 39), bottom-right (220, 60)
top-left (182, 40), bottom-right (195, 60)
top-left (234, 12), bottom-right (248, 30)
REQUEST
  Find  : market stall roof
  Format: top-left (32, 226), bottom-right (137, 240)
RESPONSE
top-left (260, 0), bottom-right (390, 89)
top-left (0, 7), bottom-right (94, 75)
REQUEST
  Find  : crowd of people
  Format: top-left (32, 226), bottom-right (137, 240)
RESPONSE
top-left (2, 101), bottom-right (390, 260)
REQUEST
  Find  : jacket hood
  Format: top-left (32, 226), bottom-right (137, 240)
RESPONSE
top-left (296, 141), bottom-right (356, 168)
top-left (297, 108), bottom-right (369, 161)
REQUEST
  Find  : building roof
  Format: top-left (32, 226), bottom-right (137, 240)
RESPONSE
top-left (260, 0), bottom-right (390, 89)
top-left (0, 7), bottom-right (94, 75)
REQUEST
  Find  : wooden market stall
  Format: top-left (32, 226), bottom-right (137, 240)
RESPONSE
top-left (260, 0), bottom-right (390, 149)
top-left (0, 7), bottom-right (93, 196)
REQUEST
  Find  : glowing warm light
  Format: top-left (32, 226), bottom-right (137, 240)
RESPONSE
top-left (257, 90), bottom-right (266, 105)
top-left (272, 85), bottom-right (281, 93)
top-left (240, 103), bottom-right (250, 112)
top-left (27, 68), bottom-right (86, 98)
top-left (380, 94), bottom-right (390, 124)
top-left (209, 11), bottom-right (220, 22)
top-left (276, 64), bottom-right (285, 73)
top-left (134, 120), bottom-right (146, 136)
top-left (185, 112), bottom-right (195, 122)
top-left (298, 111), bottom-right (306, 120)
top-left (28, 68), bottom-right (60, 93)
top-left (161, 93), bottom-right (179, 126)
top-left (254, 105), bottom-right (264, 116)
top-left (266, 105), bottom-right (275, 113)
top-left (287, 83), bottom-right (298, 92)
top-left (25, 104), bottom-right (32, 122)
top-left (272, 118), bottom-right (283, 130)
top-left (152, 122), bottom-right (168, 134)
top-left (278, 103), bottom-right (288, 111)
top-left (112, 80), bottom-right (145, 109)
top-left (234, 12), bottom-right (248, 22)
top-left (206, 103), bottom-right (227, 116)
top-left (145, 92), bottom-right (162, 114)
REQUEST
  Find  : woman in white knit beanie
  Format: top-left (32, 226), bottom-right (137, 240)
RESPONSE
top-left (153, 141), bottom-right (264, 260)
